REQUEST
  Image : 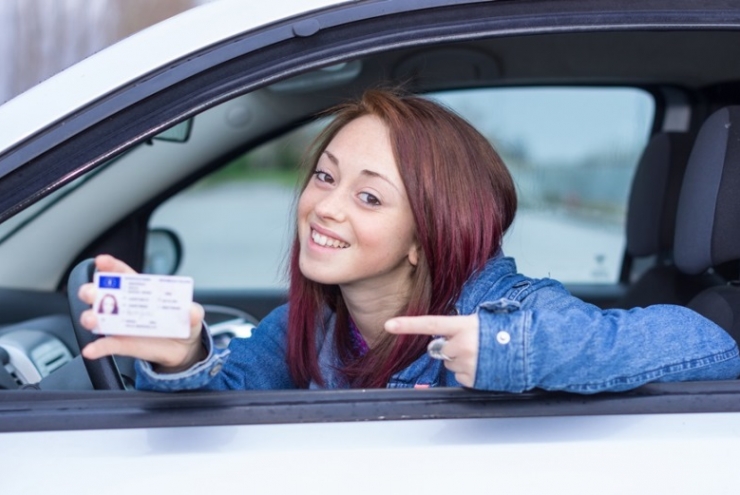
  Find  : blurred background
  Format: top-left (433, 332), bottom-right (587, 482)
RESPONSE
top-left (0, 0), bottom-right (653, 286)
top-left (0, 0), bottom-right (214, 105)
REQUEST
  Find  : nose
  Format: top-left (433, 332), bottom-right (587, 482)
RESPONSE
top-left (314, 188), bottom-right (346, 222)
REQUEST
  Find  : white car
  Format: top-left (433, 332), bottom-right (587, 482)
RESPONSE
top-left (2, 0), bottom-right (740, 493)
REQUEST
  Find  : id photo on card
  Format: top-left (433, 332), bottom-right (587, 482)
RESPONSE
top-left (93, 272), bottom-right (193, 339)
top-left (97, 293), bottom-right (119, 315)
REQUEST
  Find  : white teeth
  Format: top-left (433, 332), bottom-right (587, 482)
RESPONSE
top-left (311, 229), bottom-right (348, 249)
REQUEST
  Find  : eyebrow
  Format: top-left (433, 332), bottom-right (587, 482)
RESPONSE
top-left (322, 150), bottom-right (401, 194)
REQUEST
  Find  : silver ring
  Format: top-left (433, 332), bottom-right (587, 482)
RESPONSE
top-left (427, 337), bottom-right (452, 361)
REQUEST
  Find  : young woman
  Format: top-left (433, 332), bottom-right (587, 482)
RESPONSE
top-left (78, 89), bottom-right (740, 393)
top-left (97, 294), bottom-right (119, 315)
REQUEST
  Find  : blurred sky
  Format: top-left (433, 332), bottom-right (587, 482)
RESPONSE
top-left (434, 87), bottom-right (654, 164)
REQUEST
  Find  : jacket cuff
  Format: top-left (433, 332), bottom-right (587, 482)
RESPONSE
top-left (135, 323), bottom-right (230, 391)
top-left (472, 299), bottom-right (529, 392)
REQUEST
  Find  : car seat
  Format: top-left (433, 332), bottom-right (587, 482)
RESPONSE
top-left (674, 106), bottom-right (740, 343)
top-left (616, 132), bottom-right (723, 308)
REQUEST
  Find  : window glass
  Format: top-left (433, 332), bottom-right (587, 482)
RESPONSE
top-left (150, 122), bottom-right (324, 289)
top-left (433, 87), bottom-right (654, 283)
top-left (151, 87), bottom-right (654, 288)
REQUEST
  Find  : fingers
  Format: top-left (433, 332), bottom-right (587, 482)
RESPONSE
top-left (78, 282), bottom-right (95, 305)
top-left (78, 254), bottom-right (136, 306)
top-left (439, 338), bottom-right (476, 366)
top-left (81, 336), bottom-right (127, 360)
top-left (437, 337), bottom-right (465, 361)
top-left (80, 308), bottom-right (98, 330)
top-left (385, 314), bottom-right (477, 337)
top-left (94, 254), bottom-right (137, 274)
top-left (81, 334), bottom-right (200, 369)
top-left (82, 336), bottom-right (166, 364)
top-left (440, 345), bottom-right (477, 388)
top-left (190, 302), bottom-right (205, 333)
top-left (82, 335), bottom-right (163, 362)
top-left (385, 314), bottom-right (480, 388)
top-left (453, 372), bottom-right (474, 388)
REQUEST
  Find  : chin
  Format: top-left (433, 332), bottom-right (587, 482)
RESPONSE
top-left (298, 256), bottom-right (338, 285)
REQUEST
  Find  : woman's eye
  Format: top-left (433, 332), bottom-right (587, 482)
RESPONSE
top-left (313, 170), bottom-right (334, 184)
top-left (359, 192), bottom-right (381, 206)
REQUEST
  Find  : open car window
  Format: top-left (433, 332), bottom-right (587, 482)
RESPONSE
top-left (149, 121), bottom-right (326, 289)
top-left (151, 87), bottom-right (654, 290)
top-left (435, 88), bottom-right (655, 283)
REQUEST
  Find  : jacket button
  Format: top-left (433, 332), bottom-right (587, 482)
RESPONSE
top-left (496, 331), bottom-right (511, 345)
top-left (209, 363), bottom-right (223, 377)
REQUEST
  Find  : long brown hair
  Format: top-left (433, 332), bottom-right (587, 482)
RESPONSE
top-left (287, 89), bottom-right (517, 388)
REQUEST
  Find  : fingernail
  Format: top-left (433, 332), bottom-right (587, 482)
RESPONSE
top-left (385, 320), bottom-right (398, 332)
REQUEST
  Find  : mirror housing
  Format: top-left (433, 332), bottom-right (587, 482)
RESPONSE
top-left (144, 228), bottom-right (183, 275)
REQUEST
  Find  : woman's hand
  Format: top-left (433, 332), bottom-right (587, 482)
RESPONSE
top-left (77, 254), bottom-right (206, 373)
top-left (384, 314), bottom-right (479, 387)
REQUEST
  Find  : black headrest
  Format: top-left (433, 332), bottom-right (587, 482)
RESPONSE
top-left (675, 106), bottom-right (740, 275)
top-left (626, 132), bottom-right (693, 257)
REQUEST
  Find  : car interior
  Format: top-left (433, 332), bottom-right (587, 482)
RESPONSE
top-left (3, 25), bottom-right (740, 392)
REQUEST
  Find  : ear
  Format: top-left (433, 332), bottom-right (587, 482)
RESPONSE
top-left (408, 242), bottom-right (420, 267)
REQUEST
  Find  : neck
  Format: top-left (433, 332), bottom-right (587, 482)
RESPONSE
top-left (340, 280), bottom-right (410, 347)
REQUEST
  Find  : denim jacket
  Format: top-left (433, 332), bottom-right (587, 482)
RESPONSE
top-left (136, 256), bottom-right (740, 393)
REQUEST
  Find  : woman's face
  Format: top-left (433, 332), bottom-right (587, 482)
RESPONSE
top-left (297, 115), bottom-right (418, 294)
top-left (101, 296), bottom-right (116, 314)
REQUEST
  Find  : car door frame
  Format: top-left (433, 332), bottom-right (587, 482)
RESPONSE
top-left (2, 0), bottom-right (740, 434)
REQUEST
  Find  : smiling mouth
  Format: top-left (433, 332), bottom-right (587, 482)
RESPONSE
top-left (311, 229), bottom-right (349, 249)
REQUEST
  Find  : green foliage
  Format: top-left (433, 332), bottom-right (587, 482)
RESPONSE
top-left (199, 147), bottom-right (304, 188)
top-left (198, 118), bottom-right (327, 189)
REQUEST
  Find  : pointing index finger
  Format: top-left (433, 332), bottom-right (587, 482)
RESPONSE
top-left (385, 315), bottom-right (466, 337)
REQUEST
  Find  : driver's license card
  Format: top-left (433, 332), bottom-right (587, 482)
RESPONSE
top-left (92, 272), bottom-right (193, 338)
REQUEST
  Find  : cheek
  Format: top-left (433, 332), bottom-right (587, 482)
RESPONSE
top-left (296, 188), bottom-right (322, 251)
top-left (297, 190), bottom-right (313, 227)
top-left (360, 216), bottom-right (414, 256)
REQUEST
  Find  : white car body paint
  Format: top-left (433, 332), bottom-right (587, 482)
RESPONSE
top-left (4, 413), bottom-right (740, 494)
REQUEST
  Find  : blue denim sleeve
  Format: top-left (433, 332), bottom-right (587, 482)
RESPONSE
top-left (473, 280), bottom-right (740, 393)
top-left (135, 325), bottom-right (230, 391)
top-left (135, 304), bottom-right (296, 391)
